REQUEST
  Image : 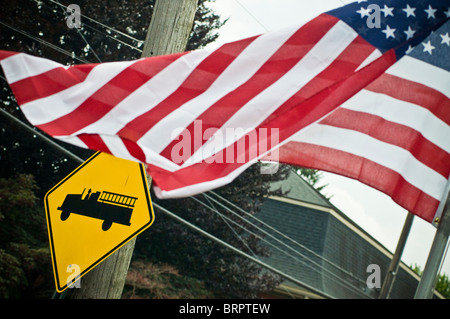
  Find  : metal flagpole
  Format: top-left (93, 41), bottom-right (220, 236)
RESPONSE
top-left (379, 211), bottom-right (414, 299)
top-left (414, 187), bottom-right (450, 299)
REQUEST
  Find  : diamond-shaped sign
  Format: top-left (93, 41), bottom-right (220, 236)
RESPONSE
top-left (44, 152), bottom-right (154, 292)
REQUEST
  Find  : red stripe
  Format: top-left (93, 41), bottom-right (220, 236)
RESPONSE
top-left (77, 134), bottom-right (146, 163)
top-left (260, 35), bottom-right (376, 128)
top-left (275, 141), bottom-right (440, 223)
top-left (121, 137), bottom-right (146, 163)
top-left (36, 53), bottom-right (184, 136)
top-left (0, 50), bottom-right (19, 60)
top-left (366, 73), bottom-right (450, 125)
top-left (159, 14), bottom-right (341, 163)
top-left (117, 35), bottom-right (258, 142)
top-left (77, 134), bottom-right (111, 154)
top-left (320, 108), bottom-right (450, 178)
top-left (10, 64), bottom-right (96, 105)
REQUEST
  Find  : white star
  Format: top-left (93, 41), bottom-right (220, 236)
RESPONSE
top-left (380, 5), bottom-right (394, 17)
top-left (441, 33), bottom-right (450, 46)
top-left (424, 5), bottom-right (437, 19)
top-left (356, 7), bottom-right (371, 18)
top-left (405, 45), bottom-right (414, 55)
top-left (422, 40), bottom-right (435, 54)
top-left (445, 8), bottom-right (450, 18)
top-left (402, 4), bottom-right (416, 17)
top-left (382, 25), bottom-right (396, 39)
top-left (404, 26), bottom-right (416, 40)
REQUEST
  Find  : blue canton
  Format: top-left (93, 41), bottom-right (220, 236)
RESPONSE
top-left (327, 0), bottom-right (450, 59)
top-left (408, 20), bottom-right (450, 72)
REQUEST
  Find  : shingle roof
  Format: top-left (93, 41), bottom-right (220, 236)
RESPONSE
top-left (255, 170), bottom-right (432, 299)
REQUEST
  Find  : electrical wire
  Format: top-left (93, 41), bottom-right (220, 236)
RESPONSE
top-left (206, 190), bottom-right (368, 285)
top-left (0, 20), bottom-right (91, 64)
top-left (46, 0), bottom-right (143, 44)
top-left (191, 194), bottom-right (370, 298)
top-left (31, 0), bottom-right (143, 53)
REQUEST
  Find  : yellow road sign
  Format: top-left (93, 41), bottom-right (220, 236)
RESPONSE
top-left (44, 152), bottom-right (155, 292)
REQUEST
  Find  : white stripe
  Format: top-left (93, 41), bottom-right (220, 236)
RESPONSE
top-left (386, 55), bottom-right (450, 98)
top-left (154, 158), bottom-right (257, 199)
top-left (186, 20), bottom-right (358, 166)
top-left (137, 23), bottom-right (304, 153)
top-left (57, 136), bottom-right (88, 149)
top-left (138, 142), bottom-right (181, 173)
top-left (20, 59), bottom-right (139, 126)
top-left (0, 53), bottom-right (67, 83)
top-left (291, 123), bottom-right (447, 200)
top-left (100, 135), bottom-right (141, 163)
top-left (75, 49), bottom-right (213, 135)
top-left (355, 49), bottom-right (382, 71)
top-left (340, 89), bottom-right (450, 153)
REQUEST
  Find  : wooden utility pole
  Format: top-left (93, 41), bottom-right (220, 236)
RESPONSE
top-left (70, 0), bottom-right (198, 299)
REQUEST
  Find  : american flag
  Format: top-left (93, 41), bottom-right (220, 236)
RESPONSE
top-left (1, 0), bottom-right (449, 223)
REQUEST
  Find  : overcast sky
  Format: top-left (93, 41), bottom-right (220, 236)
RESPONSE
top-left (206, 0), bottom-right (450, 276)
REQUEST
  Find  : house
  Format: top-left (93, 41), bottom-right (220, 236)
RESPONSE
top-left (254, 170), bottom-right (443, 299)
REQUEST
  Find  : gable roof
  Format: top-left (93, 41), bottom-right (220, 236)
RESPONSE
top-left (255, 170), bottom-right (442, 299)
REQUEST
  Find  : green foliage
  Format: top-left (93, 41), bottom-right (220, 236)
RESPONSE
top-left (123, 260), bottom-right (214, 299)
top-left (411, 263), bottom-right (450, 299)
top-left (296, 168), bottom-right (329, 196)
top-left (0, 174), bottom-right (54, 298)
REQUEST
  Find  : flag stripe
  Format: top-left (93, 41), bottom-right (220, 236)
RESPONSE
top-left (73, 49), bottom-right (211, 137)
top-left (275, 140), bottom-right (441, 222)
top-left (1, 53), bottom-right (65, 83)
top-left (292, 124), bottom-right (447, 200)
top-left (386, 56), bottom-right (450, 99)
top-left (35, 54), bottom-right (187, 136)
top-left (320, 108), bottom-right (450, 178)
top-left (19, 60), bottom-right (140, 127)
top-left (365, 73), bottom-right (450, 126)
top-left (118, 19), bottom-right (311, 145)
top-left (10, 64), bottom-right (97, 105)
top-left (339, 89), bottom-right (450, 154)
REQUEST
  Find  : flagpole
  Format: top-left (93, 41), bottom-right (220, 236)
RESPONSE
top-left (414, 190), bottom-right (450, 299)
top-left (378, 211), bottom-right (414, 299)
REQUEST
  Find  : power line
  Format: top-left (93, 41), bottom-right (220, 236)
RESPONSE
top-left (233, 0), bottom-right (269, 32)
top-left (46, 0), bottom-right (143, 44)
top-left (193, 194), bottom-right (370, 298)
top-left (207, 190), bottom-right (367, 284)
top-left (0, 20), bottom-right (91, 64)
top-left (32, 0), bottom-right (143, 54)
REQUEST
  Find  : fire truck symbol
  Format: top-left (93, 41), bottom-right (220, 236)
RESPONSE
top-left (57, 188), bottom-right (137, 231)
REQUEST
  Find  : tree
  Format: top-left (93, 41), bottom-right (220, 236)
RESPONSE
top-left (0, 174), bottom-right (54, 298)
